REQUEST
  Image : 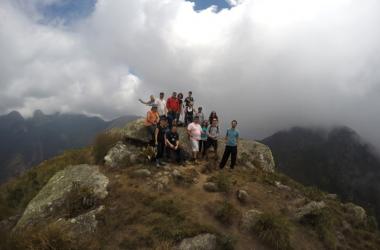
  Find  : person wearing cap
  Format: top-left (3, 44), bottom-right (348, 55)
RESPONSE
top-left (219, 120), bottom-right (239, 170)
top-left (156, 92), bottom-right (167, 118)
top-left (145, 105), bottom-right (160, 145)
top-left (155, 117), bottom-right (168, 167)
top-left (187, 116), bottom-right (202, 163)
top-left (166, 92), bottom-right (180, 128)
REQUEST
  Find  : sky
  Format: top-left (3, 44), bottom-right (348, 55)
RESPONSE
top-left (1, 0), bottom-right (380, 149)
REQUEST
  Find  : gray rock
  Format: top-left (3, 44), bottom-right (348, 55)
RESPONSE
top-left (104, 141), bottom-right (130, 168)
top-left (203, 182), bottom-right (218, 192)
top-left (326, 193), bottom-right (338, 200)
top-left (177, 233), bottom-right (217, 250)
top-left (275, 181), bottom-right (291, 191)
top-left (295, 201), bottom-right (326, 220)
top-left (240, 209), bottom-right (263, 231)
top-left (132, 169), bottom-right (151, 178)
top-left (14, 164), bottom-right (109, 230)
top-left (237, 190), bottom-right (249, 203)
top-left (344, 203), bottom-right (367, 226)
top-left (65, 205), bottom-right (105, 234)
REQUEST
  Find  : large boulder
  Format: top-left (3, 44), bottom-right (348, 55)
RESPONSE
top-left (104, 141), bottom-right (143, 168)
top-left (14, 164), bottom-right (109, 230)
top-left (344, 203), bottom-right (367, 226)
top-left (111, 119), bottom-right (275, 172)
top-left (177, 233), bottom-right (217, 250)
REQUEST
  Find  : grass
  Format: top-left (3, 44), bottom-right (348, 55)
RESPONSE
top-left (208, 172), bottom-right (232, 193)
top-left (213, 200), bottom-right (240, 226)
top-left (0, 222), bottom-right (97, 250)
top-left (0, 148), bottom-right (93, 221)
top-left (252, 213), bottom-right (293, 250)
top-left (299, 208), bottom-right (337, 249)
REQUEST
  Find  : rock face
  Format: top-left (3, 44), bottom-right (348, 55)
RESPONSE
top-left (104, 141), bottom-right (143, 168)
top-left (295, 201), bottom-right (326, 220)
top-left (14, 165), bottom-right (109, 230)
top-left (344, 203), bottom-right (367, 226)
top-left (111, 119), bottom-right (276, 172)
top-left (177, 233), bottom-right (217, 250)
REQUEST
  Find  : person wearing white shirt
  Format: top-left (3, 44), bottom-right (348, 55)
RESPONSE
top-left (155, 92), bottom-right (167, 117)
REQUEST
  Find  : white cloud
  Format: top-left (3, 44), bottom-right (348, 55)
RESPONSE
top-left (1, 0), bottom-right (380, 149)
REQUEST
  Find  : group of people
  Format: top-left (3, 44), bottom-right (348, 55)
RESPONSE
top-left (141, 91), bottom-right (239, 169)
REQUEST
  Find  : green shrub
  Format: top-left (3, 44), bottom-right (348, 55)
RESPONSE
top-left (252, 213), bottom-right (292, 250)
top-left (63, 182), bottom-right (99, 218)
top-left (92, 132), bottom-right (123, 164)
top-left (214, 201), bottom-right (239, 225)
top-left (300, 209), bottom-right (337, 249)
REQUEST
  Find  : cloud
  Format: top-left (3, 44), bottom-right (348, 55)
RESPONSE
top-left (1, 0), bottom-right (380, 149)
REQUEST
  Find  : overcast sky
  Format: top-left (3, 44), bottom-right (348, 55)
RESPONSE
top-left (1, 0), bottom-right (380, 148)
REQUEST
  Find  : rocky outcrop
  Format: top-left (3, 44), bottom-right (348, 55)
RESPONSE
top-left (104, 141), bottom-right (144, 168)
top-left (295, 201), bottom-right (326, 220)
top-left (240, 209), bottom-right (263, 231)
top-left (177, 233), bottom-right (217, 250)
top-left (111, 119), bottom-right (276, 172)
top-left (344, 203), bottom-right (367, 226)
top-left (14, 165), bottom-right (109, 230)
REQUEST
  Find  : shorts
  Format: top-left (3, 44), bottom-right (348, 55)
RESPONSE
top-left (190, 139), bottom-right (199, 152)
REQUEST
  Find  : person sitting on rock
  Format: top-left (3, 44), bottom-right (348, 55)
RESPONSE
top-left (184, 102), bottom-right (195, 126)
top-left (219, 120), bottom-right (239, 170)
top-left (139, 94), bottom-right (156, 107)
top-left (155, 117), bottom-right (168, 167)
top-left (187, 116), bottom-right (202, 164)
top-left (165, 125), bottom-right (183, 164)
top-left (145, 105), bottom-right (159, 145)
top-left (206, 118), bottom-right (219, 160)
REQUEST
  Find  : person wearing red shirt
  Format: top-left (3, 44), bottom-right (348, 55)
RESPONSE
top-left (166, 91), bottom-right (179, 128)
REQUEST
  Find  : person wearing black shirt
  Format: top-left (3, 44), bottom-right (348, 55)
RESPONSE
top-left (155, 117), bottom-right (168, 167)
top-left (165, 126), bottom-right (183, 164)
top-left (184, 91), bottom-right (194, 107)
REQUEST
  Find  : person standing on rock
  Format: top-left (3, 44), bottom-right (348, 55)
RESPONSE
top-left (199, 120), bottom-right (209, 158)
top-left (206, 118), bottom-right (219, 160)
top-left (156, 92), bottom-right (167, 118)
top-left (177, 93), bottom-right (184, 126)
top-left (145, 105), bottom-right (160, 145)
top-left (187, 116), bottom-right (202, 164)
top-left (139, 95), bottom-right (156, 107)
top-left (166, 92), bottom-right (180, 128)
top-left (196, 106), bottom-right (205, 123)
top-left (208, 111), bottom-right (219, 124)
top-left (184, 91), bottom-right (194, 108)
top-left (165, 125), bottom-right (183, 164)
top-left (219, 120), bottom-right (239, 170)
top-left (155, 117), bottom-right (168, 167)
top-left (184, 102), bottom-right (195, 126)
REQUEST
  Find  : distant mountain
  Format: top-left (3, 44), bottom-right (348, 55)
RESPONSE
top-left (263, 126), bottom-right (380, 222)
top-left (0, 111), bottom-right (138, 183)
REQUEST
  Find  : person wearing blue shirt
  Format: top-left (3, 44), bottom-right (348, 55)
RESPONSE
top-left (219, 120), bottom-right (239, 169)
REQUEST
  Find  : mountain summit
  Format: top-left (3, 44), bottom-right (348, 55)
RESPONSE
top-left (0, 119), bottom-right (379, 250)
